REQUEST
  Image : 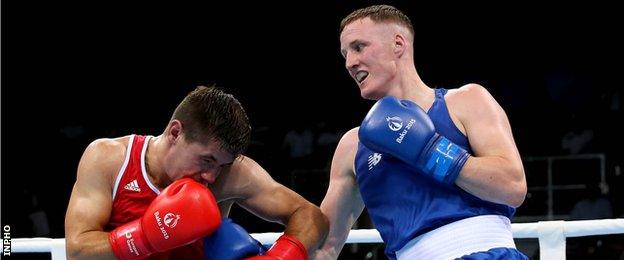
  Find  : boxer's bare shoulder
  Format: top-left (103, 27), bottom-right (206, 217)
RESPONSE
top-left (444, 83), bottom-right (496, 136)
top-left (78, 136), bottom-right (130, 187)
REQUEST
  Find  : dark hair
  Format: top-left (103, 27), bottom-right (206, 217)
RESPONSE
top-left (172, 85), bottom-right (251, 156)
top-left (340, 5), bottom-right (414, 38)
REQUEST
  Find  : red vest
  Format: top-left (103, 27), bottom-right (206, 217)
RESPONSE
top-left (106, 135), bottom-right (203, 259)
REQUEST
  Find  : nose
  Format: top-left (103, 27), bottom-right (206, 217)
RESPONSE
top-left (199, 170), bottom-right (218, 184)
top-left (345, 52), bottom-right (360, 71)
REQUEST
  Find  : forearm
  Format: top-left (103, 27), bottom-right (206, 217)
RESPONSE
top-left (283, 204), bottom-right (329, 254)
top-left (455, 156), bottom-right (527, 207)
top-left (66, 231), bottom-right (116, 260)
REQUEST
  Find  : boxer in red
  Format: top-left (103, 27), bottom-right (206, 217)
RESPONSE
top-left (64, 86), bottom-right (328, 259)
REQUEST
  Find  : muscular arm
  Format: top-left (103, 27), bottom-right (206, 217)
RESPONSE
top-left (451, 84), bottom-right (527, 207)
top-left (65, 139), bottom-right (125, 260)
top-left (228, 156), bottom-right (329, 255)
top-left (313, 128), bottom-right (365, 260)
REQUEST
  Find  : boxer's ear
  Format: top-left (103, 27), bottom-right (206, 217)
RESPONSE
top-left (393, 33), bottom-right (407, 57)
top-left (167, 120), bottom-right (183, 144)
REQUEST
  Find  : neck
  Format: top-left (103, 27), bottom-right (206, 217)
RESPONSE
top-left (145, 135), bottom-right (171, 189)
top-left (386, 60), bottom-right (435, 108)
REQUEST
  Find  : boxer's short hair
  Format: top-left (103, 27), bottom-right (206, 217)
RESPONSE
top-left (340, 5), bottom-right (414, 39)
top-left (172, 85), bottom-right (251, 156)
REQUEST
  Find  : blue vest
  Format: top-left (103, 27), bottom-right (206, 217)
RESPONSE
top-left (355, 88), bottom-right (515, 259)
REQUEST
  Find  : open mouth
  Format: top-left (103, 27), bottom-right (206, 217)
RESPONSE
top-left (355, 71), bottom-right (369, 83)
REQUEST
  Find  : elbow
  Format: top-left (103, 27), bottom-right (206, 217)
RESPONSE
top-left (507, 169), bottom-right (527, 208)
top-left (65, 237), bottom-right (85, 260)
top-left (507, 183), bottom-right (527, 208)
top-left (65, 233), bottom-right (108, 260)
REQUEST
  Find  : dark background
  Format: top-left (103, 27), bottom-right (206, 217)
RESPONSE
top-left (2, 1), bottom-right (623, 259)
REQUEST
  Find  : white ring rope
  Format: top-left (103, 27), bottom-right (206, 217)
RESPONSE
top-left (10, 218), bottom-right (624, 260)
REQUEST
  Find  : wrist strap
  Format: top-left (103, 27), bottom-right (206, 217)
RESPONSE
top-left (423, 136), bottom-right (470, 184)
top-left (109, 219), bottom-right (153, 260)
top-left (266, 234), bottom-right (307, 260)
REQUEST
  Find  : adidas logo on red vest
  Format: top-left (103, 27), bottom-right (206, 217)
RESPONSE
top-left (124, 179), bottom-right (141, 192)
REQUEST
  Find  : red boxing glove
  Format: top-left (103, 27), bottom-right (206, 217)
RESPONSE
top-left (109, 178), bottom-right (221, 259)
top-left (246, 234), bottom-right (307, 260)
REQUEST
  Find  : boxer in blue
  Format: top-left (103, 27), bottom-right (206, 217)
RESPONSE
top-left (313, 5), bottom-right (528, 260)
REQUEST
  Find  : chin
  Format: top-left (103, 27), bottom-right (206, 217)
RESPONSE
top-left (360, 92), bottom-right (377, 100)
top-left (360, 87), bottom-right (383, 101)
top-left (358, 84), bottom-right (373, 100)
top-left (358, 80), bottom-right (384, 100)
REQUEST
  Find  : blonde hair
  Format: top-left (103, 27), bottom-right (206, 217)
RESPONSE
top-left (340, 5), bottom-right (414, 39)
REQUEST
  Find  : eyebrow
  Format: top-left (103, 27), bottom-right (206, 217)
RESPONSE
top-left (341, 40), bottom-right (365, 58)
top-left (201, 155), bottom-right (217, 162)
top-left (201, 154), bottom-right (235, 167)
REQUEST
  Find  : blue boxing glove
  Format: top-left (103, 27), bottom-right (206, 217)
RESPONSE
top-left (203, 218), bottom-right (267, 260)
top-left (359, 96), bottom-right (471, 184)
